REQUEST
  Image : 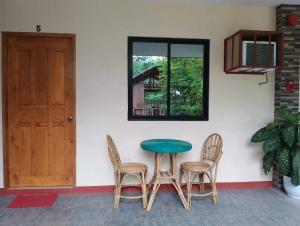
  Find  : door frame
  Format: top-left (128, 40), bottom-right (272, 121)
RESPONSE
top-left (2, 32), bottom-right (76, 188)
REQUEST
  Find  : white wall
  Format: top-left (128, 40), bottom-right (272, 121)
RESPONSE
top-left (0, 0), bottom-right (275, 187)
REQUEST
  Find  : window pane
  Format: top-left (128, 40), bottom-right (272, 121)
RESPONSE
top-left (170, 44), bottom-right (204, 116)
top-left (132, 42), bottom-right (168, 116)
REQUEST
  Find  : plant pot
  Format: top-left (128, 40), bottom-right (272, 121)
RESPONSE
top-left (283, 176), bottom-right (300, 199)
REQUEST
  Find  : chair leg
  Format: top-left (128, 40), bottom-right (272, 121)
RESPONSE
top-left (187, 170), bottom-right (192, 207)
top-left (114, 172), bottom-right (122, 208)
top-left (179, 168), bottom-right (183, 187)
top-left (209, 170), bottom-right (218, 204)
top-left (199, 173), bottom-right (204, 192)
top-left (141, 172), bottom-right (148, 209)
top-left (212, 180), bottom-right (218, 204)
top-left (113, 172), bottom-right (118, 208)
top-left (144, 169), bottom-right (148, 193)
top-left (212, 191), bottom-right (218, 204)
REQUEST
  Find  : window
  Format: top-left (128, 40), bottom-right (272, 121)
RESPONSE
top-left (128, 37), bottom-right (209, 121)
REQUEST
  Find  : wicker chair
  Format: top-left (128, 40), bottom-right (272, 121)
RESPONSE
top-left (107, 135), bottom-right (148, 208)
top-left (179, 133), bottom-right (223, 206)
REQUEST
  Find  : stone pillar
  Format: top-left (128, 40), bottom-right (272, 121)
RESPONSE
top-left (275, 4), bottom-right (300, 189)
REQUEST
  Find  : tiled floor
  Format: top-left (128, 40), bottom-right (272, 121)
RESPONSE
top-left (0, 188), bottom-right (300, 226)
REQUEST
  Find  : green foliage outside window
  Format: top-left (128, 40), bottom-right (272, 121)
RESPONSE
top-left (170, 57), bottom-right (203, 116)
top-left (133, 56), bottom-right (203, 116)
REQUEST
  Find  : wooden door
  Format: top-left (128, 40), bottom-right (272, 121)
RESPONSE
top-left (3, 32), bottom-right (76, 187)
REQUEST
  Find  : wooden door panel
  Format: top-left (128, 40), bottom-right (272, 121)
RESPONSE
top-left (18, 109), bottom-right (31, 122)
top-left (50, 50), bottom-right (65, 105)
top-left (17, 127), bottom-right (32, 177)
top-left (34, 48), bottom-right (48, 105)
top-left (18, 49), bottom-right (31, 105)
top-left (4, 33), bottom-right (75, 187)
top-left (53, 108), bottom-right (65, 122)
top-left (31, 108), bottom-right (48, 122)
top-left (34, 127), bottom-right (49, 176)
top-left (51, 127), bottom-right (65, 176)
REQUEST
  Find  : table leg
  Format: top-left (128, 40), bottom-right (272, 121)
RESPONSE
top-left (147, 153), bottom-right (188, 210)
top-left (147, 153), bottom-right (161, 211)
top-left (146, 176), bottom-right (160, 211)
top-left (170, 154), bottom-right (189, 209)
top-left (147, 153), bottom-right (159, 190)
top-left (147, 176), bottom-right (155, 191)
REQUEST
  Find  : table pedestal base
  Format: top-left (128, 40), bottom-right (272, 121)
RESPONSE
top-left (147, 153), bottom-right (189, 211)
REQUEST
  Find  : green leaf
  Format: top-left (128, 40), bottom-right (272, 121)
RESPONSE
top-left (266, 123), bottom-right (277, 131)
top-left (276, 107), bottom-right (298, 124)
top-left (277, 147), bottom-right (291, 175)
top-left (251, 128), bottom-right (268, 143)
top-left (297, 127), bottom-right (300, 146)
top-left (291, 171), bottom-right (299, 186)
top-left (263, 136), bottom-right (281, 154)
top-left (263, 152), bottom-right (274, 175)
top-left (251, 123), bottom-right (278, 143)
top-left (282, 126), bottom-right (296, 147)
top-left (291, 151), bottom-right (300, 186)
top-left (297, 113), bottom-right (300, 122)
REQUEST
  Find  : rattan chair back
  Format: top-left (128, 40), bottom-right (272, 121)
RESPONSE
top-left (107, 135), bottom-right (122, 171)
top-left (201, 133), bottom-right (223, 165)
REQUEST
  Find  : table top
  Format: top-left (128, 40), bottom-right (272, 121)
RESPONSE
top-left (140, 139), bottom-right (192, 154)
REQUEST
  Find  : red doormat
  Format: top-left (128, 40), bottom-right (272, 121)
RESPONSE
top-left (7, 194), bottom-right (57, 208)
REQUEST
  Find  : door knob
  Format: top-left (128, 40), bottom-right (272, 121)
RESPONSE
top-left (67, 116), bottom-right (73, 122)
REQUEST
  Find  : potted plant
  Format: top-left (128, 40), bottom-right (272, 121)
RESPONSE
top-left (251, 107), bottom-right (300, 199)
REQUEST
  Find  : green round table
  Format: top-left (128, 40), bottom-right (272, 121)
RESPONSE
top-left (140, 139), bottom-right (192, 210)
top-left (141, 139), bottom-right (192, 154)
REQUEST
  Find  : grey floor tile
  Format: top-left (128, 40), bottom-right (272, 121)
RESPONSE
top-left (0, 189), bottom-right (300, 226)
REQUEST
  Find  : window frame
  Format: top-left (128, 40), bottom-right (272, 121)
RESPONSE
top-left (128, 36), bottom-right (209, 121)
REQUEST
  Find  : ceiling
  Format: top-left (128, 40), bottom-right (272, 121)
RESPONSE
top-left (157, 0), bottom-right (300, 6)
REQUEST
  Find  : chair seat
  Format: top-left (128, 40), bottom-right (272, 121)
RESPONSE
top-left (120, 162), bottom-right (147, 173)
top-left (181, 161), bottom-right (211, 172)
